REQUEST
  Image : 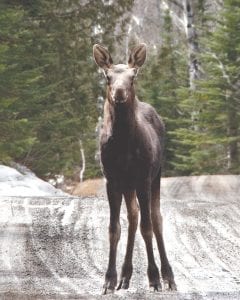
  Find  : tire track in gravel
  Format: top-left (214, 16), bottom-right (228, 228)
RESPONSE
top-left (0, 175), bottom-right (240, 299)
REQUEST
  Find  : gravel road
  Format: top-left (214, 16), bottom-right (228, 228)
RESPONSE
top-left (0, 175), bottom-right (240, 299)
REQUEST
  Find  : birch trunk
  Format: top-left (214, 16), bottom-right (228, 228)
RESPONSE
top-left (79, 140), bottom-right (85, 183)
top-left (185, 0), bottom-right (200, 90)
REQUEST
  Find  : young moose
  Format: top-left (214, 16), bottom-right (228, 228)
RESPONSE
top-left (93, 44), bottom-right (176, 294)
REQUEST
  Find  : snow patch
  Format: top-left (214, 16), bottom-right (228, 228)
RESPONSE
top-left (61, 199), bottom-right (75, 226)
top-left (0, 165), bottom-right (68, 197)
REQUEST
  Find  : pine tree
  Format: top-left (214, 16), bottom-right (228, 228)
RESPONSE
top-left (137, 10), bottom-right (189, 176)
top-left (175, 0), bottom-right (240, 174)
top-left (0, 0), bottom-right (134, 180)
top-left (0, 4), bottom-right (38, 163)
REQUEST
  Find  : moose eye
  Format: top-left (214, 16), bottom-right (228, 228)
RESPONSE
top-left (133, 68), bottom-right (138, 76)
top-left (130, 74), bottom-right (136, 85)
top-left (106, 75), bottom-right (111, 84)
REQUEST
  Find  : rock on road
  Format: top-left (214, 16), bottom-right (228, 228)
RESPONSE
top-left (0, 175), bottom-right (240, 299)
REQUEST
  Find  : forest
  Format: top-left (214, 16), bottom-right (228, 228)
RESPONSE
top-left (0, 0), bottom-right (239, 181)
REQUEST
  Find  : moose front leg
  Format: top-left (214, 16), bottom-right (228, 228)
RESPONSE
top-left (103, 182), bottom-right (122, 294)
top-left (151, 172), bottom-right (177, 290)
top-left (137, 180), bottom-right (161, 291)
top-left (118, 190), bottom-right (139, 290)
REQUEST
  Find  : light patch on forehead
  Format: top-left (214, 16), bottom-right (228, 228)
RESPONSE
top-left (113, 64), bottom-right (128, 73)
top-left (109, 64), bottom-right (136, 77)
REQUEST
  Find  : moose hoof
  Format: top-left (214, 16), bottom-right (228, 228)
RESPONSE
top-left (117, 277), bottom-right (130, 290)
top-left (102, 285), bottom-right (115, 295)
top-left (148, 264), bottom-right (161, 292)
top-left (149, 282), bottom-right (162, 292)
top-left (102, 281), bottom-right (116, 295)
top-left (163, 279), bottom-right (177, 291)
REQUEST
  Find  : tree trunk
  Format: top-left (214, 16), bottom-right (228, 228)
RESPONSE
top-left (185, 0), bottom-right (200, 90)
top-left (79, 139), bottom-right (85, 183)
top-left (227, 107), bottom-right (239, 172)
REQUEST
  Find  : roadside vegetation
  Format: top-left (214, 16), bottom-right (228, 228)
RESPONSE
top-left (0, 0), bottom-right (239, 181)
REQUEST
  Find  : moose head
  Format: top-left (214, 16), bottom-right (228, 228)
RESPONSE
top-left (93, 44), bottom-right (146, 105)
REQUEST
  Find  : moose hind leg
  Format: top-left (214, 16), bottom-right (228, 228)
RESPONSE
top-left (103, 182), bottom-right (122, 294)
top-left (137, 183), bottom-right (161, 291)
top-left (118, 190), bottom-right (138, 290)
top-left (151, 172), bottom-right (177, 290)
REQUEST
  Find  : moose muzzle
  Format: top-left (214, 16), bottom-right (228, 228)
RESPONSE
top-left (112, 88), bottom-right (128, 104)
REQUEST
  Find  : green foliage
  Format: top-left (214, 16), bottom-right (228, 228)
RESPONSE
top-left (0, 4), bottom-right (37, 164)
top-left (174, 0), bottom-right (240, 174)
top-left (0, 0), bottom-right (134, 179)
top-left (137, 10), bottom-right (189, 176)
top-left (1, 0), bottom-right (239, 179)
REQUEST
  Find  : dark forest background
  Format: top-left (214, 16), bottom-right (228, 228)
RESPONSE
top-left (0, 0), bottom-right (239, 181)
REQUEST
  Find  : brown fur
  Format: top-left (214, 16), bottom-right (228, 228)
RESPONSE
top-left (93, 44), bottom-right (176, 293)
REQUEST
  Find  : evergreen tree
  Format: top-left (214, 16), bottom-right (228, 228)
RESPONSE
top-left (0, 4), bottom-right (37, 163)
top-left (180, 0), bottom-right (240, 174)
top-left (137, 10), bottom-right (189, 176)
top-left (0, 0), bottom-right (134, 179)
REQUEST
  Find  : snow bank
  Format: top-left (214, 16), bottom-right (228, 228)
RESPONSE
top-left (0, 165), bottom-right (68, 197)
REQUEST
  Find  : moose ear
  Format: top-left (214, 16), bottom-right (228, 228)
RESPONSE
top-left (128, 43), bottom-right (147, 68)
top-left (93, 44), bottom-right (113, 70)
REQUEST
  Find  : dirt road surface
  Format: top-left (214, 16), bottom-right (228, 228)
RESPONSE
top-left (0, 175), bottom-right (240, 299)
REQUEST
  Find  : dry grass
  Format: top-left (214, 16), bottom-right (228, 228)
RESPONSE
top-left (71, 178), bottom-right (105, 197)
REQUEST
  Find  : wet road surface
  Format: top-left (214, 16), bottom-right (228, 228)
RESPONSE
top-left (0, 175), bottom-right (240, 299)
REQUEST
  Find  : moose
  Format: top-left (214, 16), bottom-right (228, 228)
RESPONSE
top-left (93, 43), bottom-right (176, 294)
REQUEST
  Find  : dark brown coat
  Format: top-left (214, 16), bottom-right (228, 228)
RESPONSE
top-left (93, 44), bottom-right (176, 294)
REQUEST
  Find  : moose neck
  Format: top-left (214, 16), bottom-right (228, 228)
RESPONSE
top-left (105, 96), bottom-right (137, 141)
top-left (113, 103), bottom-right (136, 135)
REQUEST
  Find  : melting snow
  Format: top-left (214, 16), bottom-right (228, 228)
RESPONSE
top-left (0, 165), bottom-right (68, 197)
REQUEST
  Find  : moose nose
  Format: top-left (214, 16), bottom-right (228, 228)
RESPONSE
top-left (113, 88), bottom-right (127, 104)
